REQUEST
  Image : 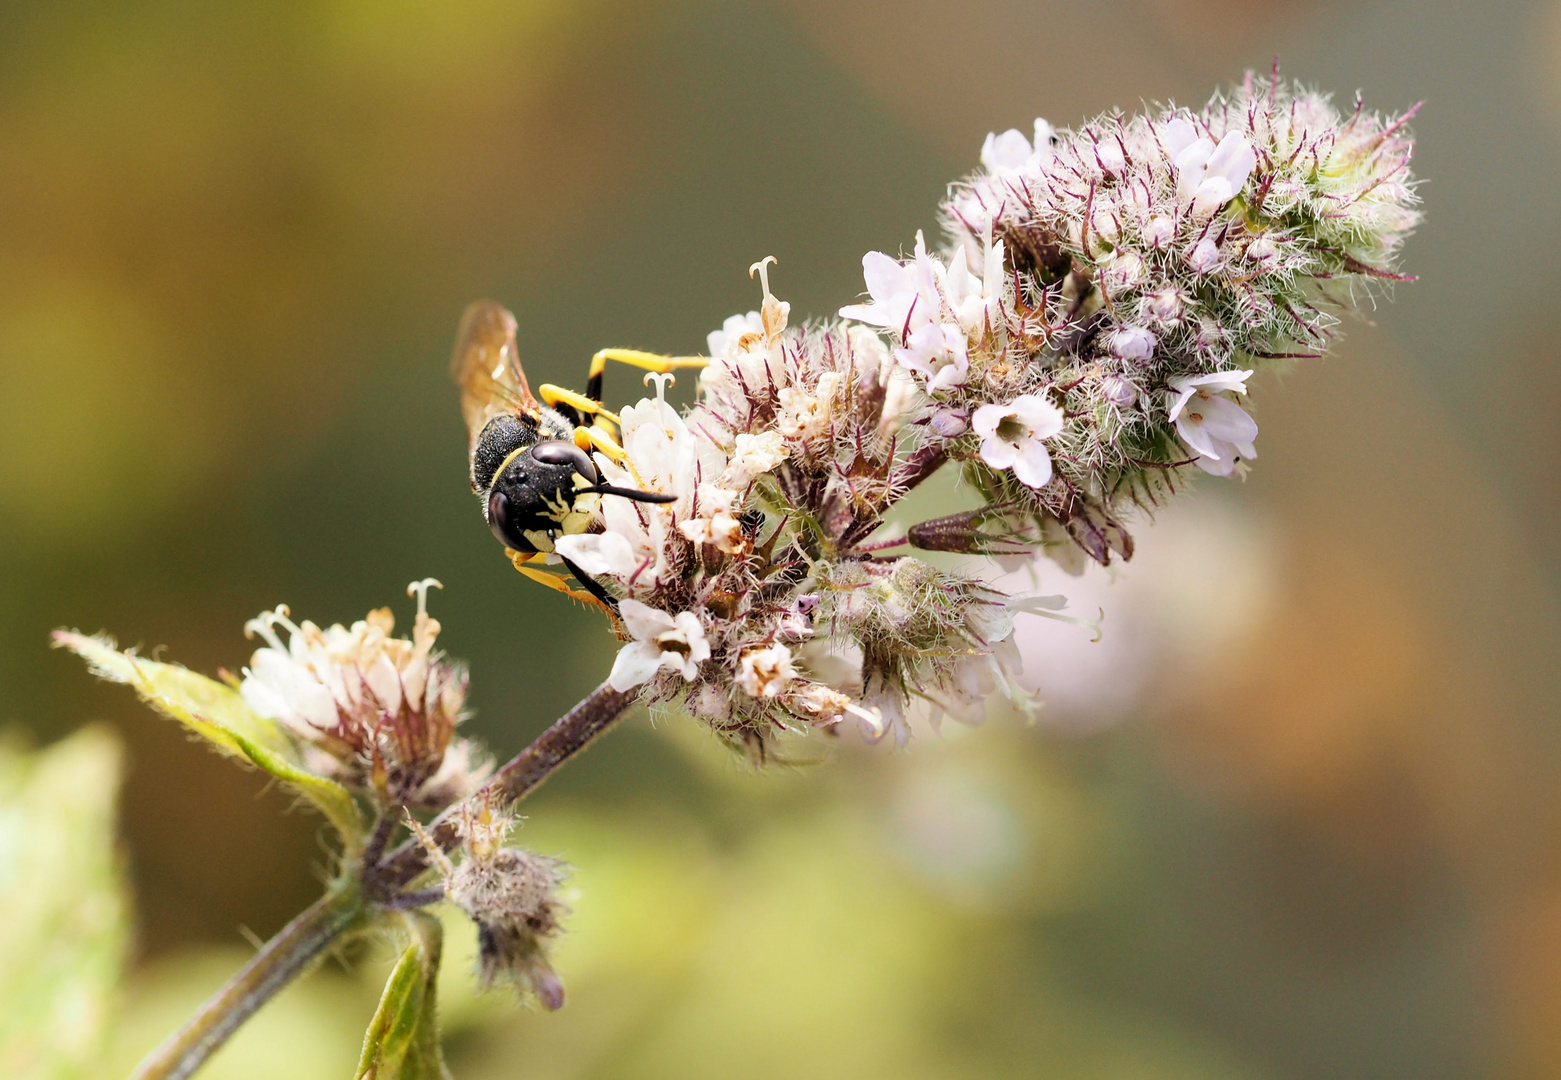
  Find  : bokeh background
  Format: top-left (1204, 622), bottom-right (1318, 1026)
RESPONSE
top-left (4, 0), bottom-right (1561, 1077)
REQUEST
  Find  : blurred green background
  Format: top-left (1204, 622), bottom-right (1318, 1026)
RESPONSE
top-left (4, 0), bottom-right (1561, 1076)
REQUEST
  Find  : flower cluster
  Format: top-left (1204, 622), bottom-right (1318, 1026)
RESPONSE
top-left (553, 260), bottom-right (1049, 748)
top-left (835, 72), bottom-right (1419, 566)
top-left (240, 579), bottom-right (487, 810)
top-left (533, 71), bottom-right (1418, 749)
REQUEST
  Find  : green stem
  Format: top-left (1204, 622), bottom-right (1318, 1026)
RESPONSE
top-left (130, 883), bottom-right (366, 1080)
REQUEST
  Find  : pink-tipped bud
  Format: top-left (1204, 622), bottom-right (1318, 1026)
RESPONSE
top-left (1101, 375), bottom-right (1139, 407)
top-left (1144, 215), bottom-right (1176, 250)
top-left (931, 408), bottom-right (971, 438)
top-left (1109, 325), bottom-right (1156, 361)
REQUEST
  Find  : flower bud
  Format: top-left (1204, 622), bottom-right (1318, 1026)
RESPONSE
top-left (1187, 237), bottom-right (1221, 273)
top-left (1144, 286), bottom-right (1185, 325)
top-left (1245, 234), bottom-right (1279, 268)
top-left (1109, 325), bottom-right (1156, 361)
top-left (1143, 214), bottom-right (1176, 250)
top-left (930, 407), bottom-right (970, 438)
top-left (1100, 374), bottom-right (1139, 407)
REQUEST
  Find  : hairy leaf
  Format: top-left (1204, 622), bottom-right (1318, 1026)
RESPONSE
top-left (52, 631), bottom-right (363, 847)
top-left (356, 915), bottom-right (449, 1080)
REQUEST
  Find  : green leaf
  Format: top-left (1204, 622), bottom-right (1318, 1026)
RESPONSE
top-left (356, 915), bottom-right (450, 1080)
top-left (52, 631), bottom-right (364, 850)
top-left (0, 725), bottom-right (128, 1080)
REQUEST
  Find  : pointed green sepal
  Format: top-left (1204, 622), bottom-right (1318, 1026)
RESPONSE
top-left (53, 631), bottom-right (364, 852)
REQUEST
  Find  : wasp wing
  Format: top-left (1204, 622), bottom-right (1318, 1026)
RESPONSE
top-left (450, 300), bottom-right (541, 457)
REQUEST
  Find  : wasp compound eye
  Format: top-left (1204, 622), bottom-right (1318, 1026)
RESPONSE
top-left (487, 490), bottom-right (530, 551)
top-left (529, 440), bottom-right (599, 483)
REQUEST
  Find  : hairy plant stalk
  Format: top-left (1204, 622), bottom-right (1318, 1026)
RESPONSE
top-left (378, 681), bottom-right (635, 890)
top-left (130, 883), bottom-right (366, 1080)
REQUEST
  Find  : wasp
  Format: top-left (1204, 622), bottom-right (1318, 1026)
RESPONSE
top-left (451, 300), bottom-right (706, 613)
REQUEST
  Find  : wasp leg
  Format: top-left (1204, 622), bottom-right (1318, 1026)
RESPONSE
top-left (586, 349), bottom-right (707, 402)
top-left (540, 383), bottom-right (621, 427)
top-left (572, 424), bottom-right (629, 465)
top-left (558, 555), bottom-right (622, 616)
top-left (506, 550), bottom-right (615, 616)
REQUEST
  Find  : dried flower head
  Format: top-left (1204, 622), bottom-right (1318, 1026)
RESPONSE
top-left (414, 801), bottom-right (569, 1009)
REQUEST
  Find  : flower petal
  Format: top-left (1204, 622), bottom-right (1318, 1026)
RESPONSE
top-left (554, 531), bottom-right (637, 579)
top-left (971, 402), bottom-right (1008, 439)
top-left (1194, 395), bottom-right (1259, 444)
top-left (608, 641), bottom-right (664, 692)
top-left (618, 599), bottom-right (675, 642)
top-left (979, 435), bottom-right (1019, 470)
top-left (1011, 439), bottom-right (1054, 488)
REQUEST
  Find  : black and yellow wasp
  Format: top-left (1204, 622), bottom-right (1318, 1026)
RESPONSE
top-left (451, 300), bottom-right (706, 613)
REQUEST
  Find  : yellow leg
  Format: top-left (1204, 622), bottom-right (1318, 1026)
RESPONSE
top-left (506, 550), bottom-right (614, 615)
top-left (572, 424), bottom-right (629, 465)
top-left (588, 349), bottom-right (708, 382)
top-left (540, 383), bottom-right (620, 426)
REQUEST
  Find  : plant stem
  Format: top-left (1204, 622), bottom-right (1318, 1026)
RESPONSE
top-left (130, 883), bottom-right (366, 1080)
top-left (376, 681), bottom-right (635, 891)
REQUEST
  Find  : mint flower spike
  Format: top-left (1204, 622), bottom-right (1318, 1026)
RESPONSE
top-left (832, 69), bottom-right (1420, 569)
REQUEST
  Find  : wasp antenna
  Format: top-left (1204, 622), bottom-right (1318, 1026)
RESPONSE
top-left (590, 483), bottom-right (678, 505)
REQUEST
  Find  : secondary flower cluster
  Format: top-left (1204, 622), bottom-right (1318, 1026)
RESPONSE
top-left (837, 72), bottom-right (1419, 566)
top-left (555, 261), bottom-right (1049, 747)
top-left (239, 579), bottom-right (487, 810)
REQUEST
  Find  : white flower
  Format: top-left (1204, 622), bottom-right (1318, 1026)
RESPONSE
top-left (979, 118), bottom-right (1055, 171)
top-left (238, 581), bottom-right (475, 802)
top-left (720, 430), bottom-right (787, 488)
top-left (894, 322), bottom-right (969, 393)
top-left (676, 484), bottom-right (746, 553)
top-left (924, 634), bottom-right (1027, 731)
top-left (737, 643), bottom-right (798, 698)
top-left (1161, 119), bottom-right (1255, 215)
top-left (553, 530), bottom-right (639, 579)
top-left (241, 581), bottom-right (460, 742)
top-left (777, 372), bottom-right (840, 442)
top-left (838, 231), bottom-right (943, 337)
top-left (559, 394), bottom-right (727, 588)
top-left (706, 311), bottom-right (764, 360)
top-left (1109, 325), bottom-right (1156, 361)
top-left (943, 239), bottom-right (1006, 340)
top-left (981, 127), bottom-right (1035, 170)
top-left (607, 600), bottom-right (711, 691)
top-left (972, 394), bottom-right (1065, 488)
top-left (1167, 371), bottom-right (1258, 477)
top-left (700, 262), bottom-right (791, 411)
